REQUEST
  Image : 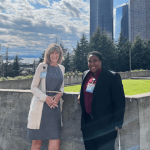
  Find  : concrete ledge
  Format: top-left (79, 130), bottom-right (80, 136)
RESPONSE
top-left (0, 90), bottom-right (150, 150)
top-left (0, 89), bottom-right (31, 93)
top-left (0, 91), bottom-right (84, 150)
top-left (131, 77), bottom-right (150, 79)
top-left (126, 92), bottom-right (150, 98)
top-left (0, 76), bottom-right (83, 90)
top-left (0, 70), bottom-right (150, 89)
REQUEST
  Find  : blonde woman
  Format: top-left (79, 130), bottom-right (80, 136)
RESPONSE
top-left (27, 44), bottom-right (65, 150)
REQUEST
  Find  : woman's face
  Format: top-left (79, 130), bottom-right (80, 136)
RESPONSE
top-left (50, 50), bottom-right (60, 63)
top-left (88, 55), bottom-right (102, 73)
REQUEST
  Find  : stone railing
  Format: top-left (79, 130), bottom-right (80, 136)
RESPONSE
top-left (0, 70), bottom-right (150, 89)
top-left (0, 75), bottom-right (82, 89)
top-left (118, 70), bottom-right (150, 79)
top-left (0, 89), bottom-right (150, 150)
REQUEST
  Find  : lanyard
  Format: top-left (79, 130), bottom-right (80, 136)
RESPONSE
top-left (92, 77), bottom-right (96, 84)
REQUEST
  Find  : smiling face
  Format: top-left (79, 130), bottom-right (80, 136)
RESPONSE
top-left (88, 55), bottom-right (102, 74)
top-left (50, 50), bottom-right (60, 64)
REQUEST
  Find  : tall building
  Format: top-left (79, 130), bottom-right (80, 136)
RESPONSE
top-left (115, 6), bottom-right (122, 41)
top-left (129, 0), bottom-right (150, 42)
top-left (121, 4), bottom-right (129, 41)
top-left (90, 0), bottom-right (113, 40)
top-left (115, 4), bottom-right (129, 42)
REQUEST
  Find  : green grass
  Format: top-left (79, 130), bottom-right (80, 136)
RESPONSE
top-left (64, 85), bottom-right (81, 92)
top-left (122, 79), bottom-right (150, 95)
top-left (64, 79), bottom-right (150, 96)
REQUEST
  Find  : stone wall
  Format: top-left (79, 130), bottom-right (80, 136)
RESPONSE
top-left (0, 70), bottom-right (150, 89)
top-left (0, 78), bottom-right (33, 90)
top-left (0, 90), bottom-right (84, 150)
top-left (0, 76), bottom-right (82, 89)
top-left (119, 70), bottom-right (150, 79)
top-left (0, 89), bottom-right (150, 150)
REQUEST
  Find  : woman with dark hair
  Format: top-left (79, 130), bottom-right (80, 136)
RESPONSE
top-left (27, 44), bottom-right (65, 150)
top-left (78, 51), bottom-right (125, 150)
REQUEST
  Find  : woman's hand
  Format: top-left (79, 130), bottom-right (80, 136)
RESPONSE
top-left (45, 96), bottom-right (57, 108)
top-left (52, 93), bottom-right (62, 105)
top-left (77, 95), bottom-right (80, 104)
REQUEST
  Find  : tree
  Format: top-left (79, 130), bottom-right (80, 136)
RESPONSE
top-left (12, 55), bottom-right (23, 77)
top-left (62, 52), bottom-right (71, 72)
top-left (5, 46), bottom-right (9, 77)
top-left (131, 35), bottom-right (145, 70)
top-left (33, 59), bottom-right (36, 74)
top-left (89, 27), bottom-right (116, 71)
top-left (73, 33), bottom-right (89, 72)
top-left (59, 41), bottom-right (67, 56)
top-left (39, 51), bottom-right (45, 63)
top-left (2, 45), bottom-right (14, 77)
top-left (0, 64), bottom-right (3, 77)
top-left (141, 40), bottom-right (150, 70)
top-left (115, 31), bottom-right (131, 72)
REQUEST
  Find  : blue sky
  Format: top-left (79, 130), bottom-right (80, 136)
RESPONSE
top-left (0, 0), bottom-right (128, 58)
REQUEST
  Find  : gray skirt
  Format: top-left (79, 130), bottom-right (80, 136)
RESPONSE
top-left (27, 100), bottom-right (61, 140)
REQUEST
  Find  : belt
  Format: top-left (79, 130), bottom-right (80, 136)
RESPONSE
top-left (46, 91), bottom-right (62, 94)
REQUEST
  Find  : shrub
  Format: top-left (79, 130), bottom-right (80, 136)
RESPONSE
top-left (25, 75), bottom-right (33, 79)
top-left (0, 77), bottom-right (7, 81)
top-left (15, 76), bottom-right (24, 80)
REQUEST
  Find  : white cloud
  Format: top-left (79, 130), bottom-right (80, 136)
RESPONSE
top-left (0, 0), bottom-right (90, 56)
top-left (28, 0), bottom-right (36, 4)
top-left (37, 0), bottom-right (50, 6)
top-left (116, 3), bottom-right (128, 8)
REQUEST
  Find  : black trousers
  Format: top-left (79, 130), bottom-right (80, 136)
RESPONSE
top-left (82, 114), bottom-right (117, 150)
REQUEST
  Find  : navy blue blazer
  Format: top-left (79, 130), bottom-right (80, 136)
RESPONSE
top-left (80, 68), bottom-right (126, 132)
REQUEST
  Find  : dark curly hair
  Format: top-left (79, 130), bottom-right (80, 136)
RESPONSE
top-left (87, 51), bottom-right (103, 61)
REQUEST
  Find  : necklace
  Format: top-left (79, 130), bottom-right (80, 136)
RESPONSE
top-left (52, 66), bottom-right (58, 76)
top-left (49, 63), bottom-right (58, 75)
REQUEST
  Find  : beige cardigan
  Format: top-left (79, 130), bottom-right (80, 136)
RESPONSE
top-left (27, 63), bottom-right (65, 129)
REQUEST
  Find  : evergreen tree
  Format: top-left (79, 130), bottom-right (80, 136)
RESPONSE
top-left (33, 59), bottom-right (36, 74)
top-left (73, 34), bottom-right (89, 72)
top-left (116, 31), bottom-right (131, 72)
top-left (131, 35), bottom-right (145, 70)
top-left (59, 41), bottom-right (67, 56)
top-left (39, 51), bottom-right (45, 63)
top-left (3, 46), bottom-right (14, 77)
top-left (0, 65), bottom-right (3, 77)
top-left (141, 40), bottom-right (150, 70)
top-left (89, 27), bottom-right (116, 71)
top-left (62, 52), bottom-right (70, 72)
top-left (12, 55), bottom-right (22, 76)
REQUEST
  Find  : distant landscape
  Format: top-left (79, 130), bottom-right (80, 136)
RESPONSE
top-left (3, 56), bottom-right (40, 64)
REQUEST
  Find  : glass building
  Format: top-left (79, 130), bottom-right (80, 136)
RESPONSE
top-left (90, 0), bottom-right (113, 40)
top-left (115, 6), bottom-right (122, 41)
top-left (129, 0), bottom-right (150, 42)
top-left (121, 4), bottom-right (129, 41)
top-left (115, 4), bottom-right (129, 42)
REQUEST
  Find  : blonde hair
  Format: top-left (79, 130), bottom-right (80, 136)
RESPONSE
top-left (44, 44), bottom-right (63, 64)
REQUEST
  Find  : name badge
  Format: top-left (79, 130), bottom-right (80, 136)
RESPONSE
top-left (86, 84), bottom-right (95, 93)
top-left (40, 72), bottom-right (47, 78)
